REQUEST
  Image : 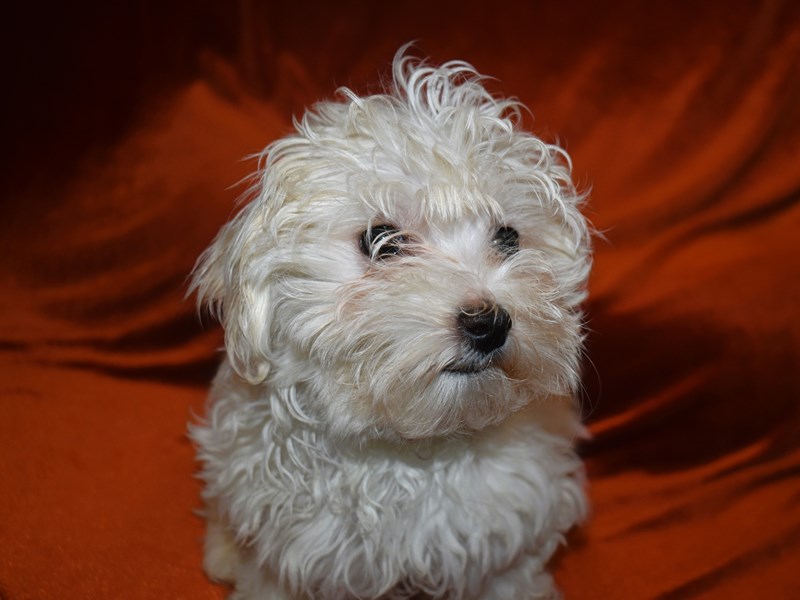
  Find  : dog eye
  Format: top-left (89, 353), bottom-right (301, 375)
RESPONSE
top-left (359, 224), bottom-right (408, 259)
top-left (492, 226), bottom-right (519, 256)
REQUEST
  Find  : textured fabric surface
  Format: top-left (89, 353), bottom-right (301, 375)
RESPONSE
top-left (2, 2), bottom-right (799, 598)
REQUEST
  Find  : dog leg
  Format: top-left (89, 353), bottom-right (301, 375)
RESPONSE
top-left (229, 559), bottom-right (293, 600)
top-left (203, 517), bottom-right (243, 584)
top-left (480, 553), bottom-right (560, 600)
top-left (204, 518), bottom-right (293, 600)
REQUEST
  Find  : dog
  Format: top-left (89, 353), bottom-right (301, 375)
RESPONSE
top-left (189, 47), bottom-right (591, 600)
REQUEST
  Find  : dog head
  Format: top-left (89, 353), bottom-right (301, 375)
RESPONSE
top-left (192, 49), bottom-right (591, 441)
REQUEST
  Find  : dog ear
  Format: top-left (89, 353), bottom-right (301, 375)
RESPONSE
top-left (190, 205), bottom-right (274, 385)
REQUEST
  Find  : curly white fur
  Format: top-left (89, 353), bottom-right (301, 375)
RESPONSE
top-left (190, 47), bottom-right (592, 599)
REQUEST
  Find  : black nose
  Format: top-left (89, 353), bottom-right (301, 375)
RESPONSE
top-left (457, 304), bottom-right (512, 355)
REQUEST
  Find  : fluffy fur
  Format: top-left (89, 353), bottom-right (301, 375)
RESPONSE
top-left (190, 47), bottom-right (592, 600)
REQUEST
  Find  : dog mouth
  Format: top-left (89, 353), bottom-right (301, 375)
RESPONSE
top-left (443, 365), bottom-right (487, 375)
top-left (442, 357), bottom-right (497, 376)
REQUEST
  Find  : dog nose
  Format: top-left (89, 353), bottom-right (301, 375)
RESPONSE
top-left (457, 304), bottom-right (512, 355)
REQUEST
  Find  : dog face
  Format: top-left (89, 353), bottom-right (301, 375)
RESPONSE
top-left (192, 54), bottom-right (590, 441)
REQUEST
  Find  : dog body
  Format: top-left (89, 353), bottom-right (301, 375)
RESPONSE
top-left (191, 50), bottom-right (591, 599)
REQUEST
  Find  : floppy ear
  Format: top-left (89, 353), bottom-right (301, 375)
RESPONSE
top-left (190, 204), bottom-right (274, 385)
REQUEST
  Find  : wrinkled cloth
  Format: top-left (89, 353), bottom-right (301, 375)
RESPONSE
top-left (2, 2), bottom-right (799, 598)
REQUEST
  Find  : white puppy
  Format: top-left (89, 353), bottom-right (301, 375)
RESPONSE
top-left (190, 48), bottom-right (591, 600)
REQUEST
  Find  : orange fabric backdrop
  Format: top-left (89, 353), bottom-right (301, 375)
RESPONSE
top-left (2, 1), bottom-right (799, 598)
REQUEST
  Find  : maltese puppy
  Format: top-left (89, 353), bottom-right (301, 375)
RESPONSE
top-left (190, 48), bottom-right (591, 600)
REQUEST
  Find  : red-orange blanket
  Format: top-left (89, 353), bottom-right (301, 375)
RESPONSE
top-left (2, 2), bottom-right (798, 598)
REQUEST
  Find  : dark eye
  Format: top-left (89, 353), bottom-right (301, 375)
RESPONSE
top-left (359, 224), bottom-right (407, 259)
top-left (492, 226), bottom-right (519, 256)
